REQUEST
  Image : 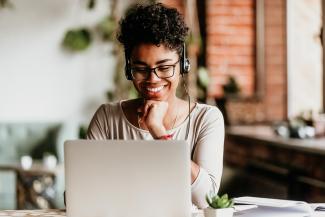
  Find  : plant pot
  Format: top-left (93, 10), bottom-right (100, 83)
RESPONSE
top-left (203, 207), bottom-right (234, 217)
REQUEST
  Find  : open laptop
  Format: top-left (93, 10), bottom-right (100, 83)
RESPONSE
top-left (64, 140), bottom-right (191, 217)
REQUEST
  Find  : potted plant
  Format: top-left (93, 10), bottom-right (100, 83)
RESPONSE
top-left (204, 193), bottom-right (234, 217)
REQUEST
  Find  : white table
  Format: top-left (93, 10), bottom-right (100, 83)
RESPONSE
top-left (0, 207), bottom-right (324, 217)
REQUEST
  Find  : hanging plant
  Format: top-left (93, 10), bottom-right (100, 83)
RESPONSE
top-left (0, 0), bottom-right (13, 9)
top-left (87, 0), bottom-right (96, 10)
top-left (62, 28), bottom-right (92, 52)
top-left (97, 15), bottom-right (116, 42)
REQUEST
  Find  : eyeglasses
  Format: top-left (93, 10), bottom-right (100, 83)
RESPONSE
top-left (130, 60), bottom-right (180, 81)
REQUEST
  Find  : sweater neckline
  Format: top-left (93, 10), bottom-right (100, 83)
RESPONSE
top-left (119, 99), bottom-right (198, 133)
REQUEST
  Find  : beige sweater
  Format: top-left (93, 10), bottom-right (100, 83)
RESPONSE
top-left (86, 100), bottom-right (225, 208)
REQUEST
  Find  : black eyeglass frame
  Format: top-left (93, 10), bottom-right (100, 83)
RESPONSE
top-left (130, 60), bottom-right (180, 81)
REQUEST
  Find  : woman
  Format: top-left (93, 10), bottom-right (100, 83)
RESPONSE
top-left (87, 3), bottom-right (224, 209)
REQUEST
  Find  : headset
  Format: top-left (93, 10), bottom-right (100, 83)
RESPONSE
top-left (124, 43), bottom-right (190, 80)
top-left (180, 43), bottom-right (191, 75)
top-left (124, 43), bottom-right (193, 157)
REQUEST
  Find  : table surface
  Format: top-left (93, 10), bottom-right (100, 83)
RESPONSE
top-left (0, 209), bottom-right (66, 217)
top-left (0, 208), bottom-right (324, 217)
top-left (0, 210), bottom-right (203, 217)
top-left (227, 125), bottom-right (325, 155)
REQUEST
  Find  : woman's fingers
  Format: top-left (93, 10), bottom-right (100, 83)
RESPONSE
top-left (139, 100), bottom-right (169, 129)
top-left (142, 102), bottom-right (151, 118)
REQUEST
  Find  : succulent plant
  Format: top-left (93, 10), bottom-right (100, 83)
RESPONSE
top-left (206, 193), bottom-right (234, 209)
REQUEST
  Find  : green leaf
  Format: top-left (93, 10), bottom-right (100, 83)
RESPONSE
top-left (205, 193), bottom-right (234, 209)
top-left (97, 16), bottom-right (116, 41)
top-left (198, 67), bottom-right (209, 88)
top-left (62, 28), bottom-right (92, 52)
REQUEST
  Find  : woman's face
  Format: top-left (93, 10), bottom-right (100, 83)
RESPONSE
top-left (130, 43), bottom-right (180, 101)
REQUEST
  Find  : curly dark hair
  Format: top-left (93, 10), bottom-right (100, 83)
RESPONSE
top-left (117, 3), bottom-right (189, 57)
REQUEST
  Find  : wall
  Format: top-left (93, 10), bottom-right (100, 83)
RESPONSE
top-left (263, 0), bottom-right (287, 121)
top-left (0, 0), bottom-right (117, 124)
top-left (162, 0), bottom-right (256, 97)
top-left (167, 0), bottom-right (288, 122)
top-left (0, 0), bottom-right (132, 209)
top-left (287, 0), bottom-right (323, 117)
top-left (206, 0), bottom-right (256, 97)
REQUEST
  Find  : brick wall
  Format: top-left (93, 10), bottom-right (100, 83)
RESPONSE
top-left (161, 0), bottom-right (287, 122)
top-left (264, 0), bottom-right (287, 121)
top-left (160, 0), bottom-right (184, 14)
top-left (206, 0), bottom-right (256, 98)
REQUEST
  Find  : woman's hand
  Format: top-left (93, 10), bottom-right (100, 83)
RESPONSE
top-left (138, 100), bottom-right (168, 138)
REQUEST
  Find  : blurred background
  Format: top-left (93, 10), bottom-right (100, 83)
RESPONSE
top-left (0, 0), bottom-right (324, 210)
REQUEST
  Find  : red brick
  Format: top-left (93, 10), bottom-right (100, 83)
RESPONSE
top-left (265, 28), bottom-right (285, 35)
top-left (207, 25), bottom-right (255, 36)
top-left (266, 55), bottom-right (285, 65)
top-left (207, 56), bottom-right (254, 66)
top-left (209, 69), bottom-right (254, 79)
top-left (208, 35), bottom-right (255, 46)
top-left (205, 0), bottom-right (287, 121)
top-left (265, 36), bottom-right (285, 46)
top-left (208, 15), bottom-right (255, 26)
top-left (265, 45), bottom-right (285, 56)
top-left (265, 9), bottom-right (285, 19)
top-left (229, 65), bottom-right (255, 72)
top-left (265, 0), bottom-right (284, 7)
top-left (208, 0), bottom-right (254, 7)
top-left (207, 6), bottom-right (254, 16)
top-left (265, 67), bottom-right (285, 74)
top-left (207, 45), bottom-right (255, 56)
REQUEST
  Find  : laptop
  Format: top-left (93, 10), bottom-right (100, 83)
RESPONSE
top-left (64, 140), bottom-right (191, 217)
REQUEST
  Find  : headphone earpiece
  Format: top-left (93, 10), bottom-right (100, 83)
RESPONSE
top-left (183, 58), bottom-right (190, 74)
top-left (181, 44), bottom-right (190, 75)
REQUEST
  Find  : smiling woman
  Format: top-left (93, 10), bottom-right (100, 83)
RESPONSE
top-left (130, 44), bottom-right (180, 102)
top-left (86, 2), bottom-right (225, 209)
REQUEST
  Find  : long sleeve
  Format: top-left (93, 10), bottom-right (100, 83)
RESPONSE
top-left (191, 107), bottom-right (225, 208)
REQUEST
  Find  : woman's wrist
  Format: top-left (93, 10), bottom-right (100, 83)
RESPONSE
top-left (148, 125), bottom-right (167, 139)
top-left (148, 125), bottom-right (174, 140)
top-left (157, 134), bottom-right (174, 140)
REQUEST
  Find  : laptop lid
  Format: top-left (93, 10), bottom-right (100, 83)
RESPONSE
top-left (64, 140), bottom-right (191, 217)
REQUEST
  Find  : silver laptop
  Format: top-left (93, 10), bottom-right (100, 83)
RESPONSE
top-left (64, 140), bottom-right (191, 217)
